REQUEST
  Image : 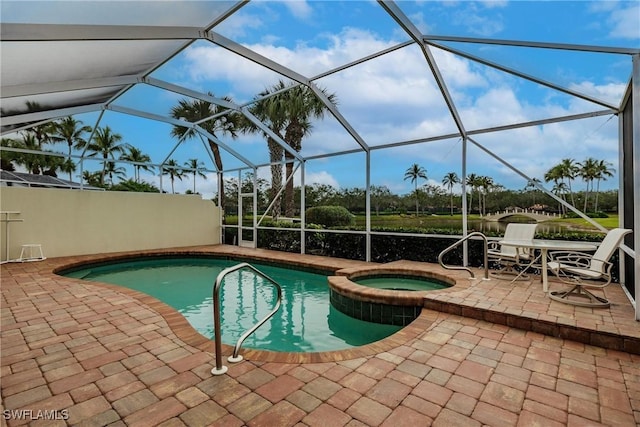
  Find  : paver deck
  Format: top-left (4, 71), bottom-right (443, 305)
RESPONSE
top-left (1, 245), bottom-right (639, 426)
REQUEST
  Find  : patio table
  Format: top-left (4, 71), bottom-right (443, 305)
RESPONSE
top-left (498, 239), bottom-right (597, 292)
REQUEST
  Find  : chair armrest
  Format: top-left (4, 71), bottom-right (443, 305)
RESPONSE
top-left (548, 251), bottom-right (592, 268)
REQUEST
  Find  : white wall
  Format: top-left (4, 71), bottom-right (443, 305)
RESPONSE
top-left (0, 187), bottom-right (221, 259)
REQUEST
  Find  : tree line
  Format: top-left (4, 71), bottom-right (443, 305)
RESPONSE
top-left (222, 167), bottom-right (618, 219)
top-left (2, 81), bottom-right (337, 216)
top-left (0, 115), bottom-right (206, 194)
top-left (2, 98), bottom-right (616, 217)
top-left (399, 159), bottom-right (615, 217)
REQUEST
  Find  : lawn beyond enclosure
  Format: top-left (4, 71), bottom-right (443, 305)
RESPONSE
top-left (227, 213), bottom-right (617, 235)
top-left (355, 213), bottom-right (616, 234)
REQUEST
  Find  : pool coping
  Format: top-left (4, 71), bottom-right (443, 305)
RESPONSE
top-left (52, 248), bottom-right (445, 364)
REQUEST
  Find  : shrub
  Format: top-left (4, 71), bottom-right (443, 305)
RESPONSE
top-left (305, 206), bottom-right (354, 228)
top-left (256, 221), bottom-right (303, 253)
top-left (109, 179), bottom-right (159, 193)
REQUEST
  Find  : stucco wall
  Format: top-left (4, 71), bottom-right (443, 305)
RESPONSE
top-left (0, 187), bottom-right (221, 260)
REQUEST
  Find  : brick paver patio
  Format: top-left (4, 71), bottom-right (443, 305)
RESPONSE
top-left (1, 245), bottom-right (639, 426)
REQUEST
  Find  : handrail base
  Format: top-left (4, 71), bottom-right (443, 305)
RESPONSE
top-left (211, 366), bottom-right (228, 376)
top-left (228, 355), bottom-right (243, 363)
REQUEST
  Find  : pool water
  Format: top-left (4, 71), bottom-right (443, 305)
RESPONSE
top-left (355, 276), bottom-right (450, 291)
top-left (64, 257), bottom-right (401, 352)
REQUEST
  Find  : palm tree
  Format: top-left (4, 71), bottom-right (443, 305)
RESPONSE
top-left (478, 175), bottom-right (494, 216)
top-left (578, 157), bottom-right (599, 212)
top-left (10, 133), bottom-right (43, 174)
top-left (280, 83), bottom-right (337, 217)
top-left (50, 116), bottom-right (92, 180)
top-left (551, 182), bottom-right (569, 214)
top-left (170, 93), bottom-right (240, 208)
top-left (404, 163), bottom-right (428, 215)
top-left (245, 81), bottom-right (338, 218)
top-left (545, 164), bottom-right (567, 215)
top-left (593, 160), bottom-right (614, 212)
top-left (184, 158), bottom-right (207, 194)
top-left (0, 138), bottom-right (18, 171)
top-left (85, 126), bottom-right (126, 185)
top-left (104, 161), bottom-right (126, 186)
top-left (524, 178), bottom-right (542, 206)
top-left (558, 158), bottom-right (579, 207)
top-left (58, 158), bottom-right (77, 181)
top-left (41, 154), bottom-right (66, 177)
top-left (245, 84), bottom-right (288, 220)
top-left (120, 145), bottom-right (153, 183)
top-left (24, 101), bottom-right (56, 151)
top-left (544, 165), bottom-right (563, 191)
top-left (82, 170), bottom-right (102, 187)
top-left (161, 159), bottom-right (184, 194)
top-left (465, 173), bottom-right (481, 214)
top-left (441, 172), bottom-right (459, 216)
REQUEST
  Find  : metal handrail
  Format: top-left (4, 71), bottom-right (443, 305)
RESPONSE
top-left (211, 263), bottom-right (282, 375)
top-left (438, 231), bottom-right (490, 280)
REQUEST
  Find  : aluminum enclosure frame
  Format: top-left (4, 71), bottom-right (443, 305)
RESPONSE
top-left (1, 1), bottom-right (638, 317)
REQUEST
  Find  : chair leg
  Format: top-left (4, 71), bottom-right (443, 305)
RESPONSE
top-left (490, 263), bottom-right (530, 281)
top-left (549, 284), bottom-right (610, 308)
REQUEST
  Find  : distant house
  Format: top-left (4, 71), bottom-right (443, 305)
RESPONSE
top-left (0, 170), bottom-right (103, 190)
top-left (529, 204), bottom-right (549, 211)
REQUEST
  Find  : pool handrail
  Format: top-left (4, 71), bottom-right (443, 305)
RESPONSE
top-left (438, 232), bottom-right (490, 280)
top-left (211, 262), bottom-right (283, 375)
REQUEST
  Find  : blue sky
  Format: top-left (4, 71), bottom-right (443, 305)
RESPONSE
top-left (4, 1), bottom-right (639, 199)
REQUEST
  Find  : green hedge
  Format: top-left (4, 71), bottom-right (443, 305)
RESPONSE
top-left (255, 221), bottom-right (309, 253)
top-left (305, 231), bottom-right (366, 260)
top-left (305, 206), bottom-right (354, 228)
top-left (248, 225), bottom-right (619, 280)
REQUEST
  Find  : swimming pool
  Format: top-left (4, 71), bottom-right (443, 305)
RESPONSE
top-left (63, 257), bottom-right (401, 352)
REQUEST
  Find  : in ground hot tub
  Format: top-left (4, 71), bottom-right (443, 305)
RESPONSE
top-left (354, 274), bottom-right (451, 291)
top-left (328, 268), bottom-right (455, 326)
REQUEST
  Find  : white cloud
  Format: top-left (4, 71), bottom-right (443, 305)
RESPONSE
top-left (569, 81), bottom-right (627, 106)
top-left (479, 0), bottom-right (508, 9)
top-left (214, 11), bottom-right (266, 39)
top-left (408, 12), bottom-right (432, 34)
top-left (451, 3), bottom-right (505, 36)
top-left (588, 1), bottom-right (640, 40)
top-left (294, 170), bottom-right (339, 188)
top-left (173, 19), bottom-right (623, 191)
top-left (283, 0), bottom-right (314, 20)
top-left (607, 3), bottom-right (640, 39)
top-left (141, 171), bottom-right (218, 200)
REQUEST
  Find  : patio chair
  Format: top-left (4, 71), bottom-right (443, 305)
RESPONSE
top-left (488, 223), bottom-right (538, 280)
top-left (547, 228), bottom-right (632, 308)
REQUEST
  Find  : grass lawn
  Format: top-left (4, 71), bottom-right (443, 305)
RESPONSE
top-left (548, 214), bottom-right (620, 230)
top-left (354, 213), bottom-right (482, 228)
top-left (226, 213), bottom-right (621, 232)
